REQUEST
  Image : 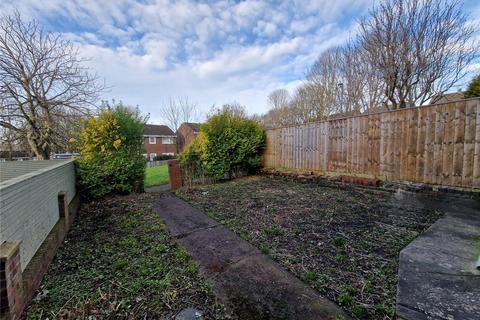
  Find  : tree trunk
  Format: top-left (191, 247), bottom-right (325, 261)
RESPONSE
top-left (26, 131), bottom-right (50, 160)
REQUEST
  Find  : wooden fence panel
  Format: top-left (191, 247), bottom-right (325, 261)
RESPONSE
top-left (473, 99), bottom-right (480, 187)
top-left (263, 98), bottom-right (480, 190)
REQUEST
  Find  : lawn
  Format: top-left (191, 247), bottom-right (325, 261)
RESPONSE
top-left (145, 165), bottom-right (169, 187)
top-left (26, 193), bottom-right (232, 319)
top-left (178, 174), bottom-right (444, 320)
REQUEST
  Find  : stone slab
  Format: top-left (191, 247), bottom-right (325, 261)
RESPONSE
top-left (178, 225), bottom-right (258, 274)
top-left (154, 194), bottom-right (218, 237)
top-left (396, 201), bottom-right (480, 320)
top-left (154, 194), bottom-right (348, 320)
top-left (144, 184), bottom-right (170, 193)
top-left (209, 253), bottom-right (347, 320)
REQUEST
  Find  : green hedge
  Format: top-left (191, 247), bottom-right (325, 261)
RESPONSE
top-left (179, 105), bottom-right (265, 185)
top-left (76, 105), bottom-right (146, 199)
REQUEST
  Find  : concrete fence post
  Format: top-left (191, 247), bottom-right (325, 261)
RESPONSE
top-left (168, 159), bottom-right (183, 190)
top-left (0, 241), bottom-right (24, 320)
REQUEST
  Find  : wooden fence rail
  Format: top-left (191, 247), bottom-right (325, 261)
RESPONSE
top-left (263, 98), bottom-right (480, 190)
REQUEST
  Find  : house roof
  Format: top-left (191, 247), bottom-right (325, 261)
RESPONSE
top-left (430, 92), bottom-right (465, 104)
top-left (182, 122), bottom-right (201, 133)
top-left (144, 124), bottom-right (175, 136)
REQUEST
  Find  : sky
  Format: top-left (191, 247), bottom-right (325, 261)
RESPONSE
top-left (2, 0), bottom-right (480, 125)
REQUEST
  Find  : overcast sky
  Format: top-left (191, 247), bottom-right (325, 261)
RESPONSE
top-left (2, 0), bottom-right (479, 125)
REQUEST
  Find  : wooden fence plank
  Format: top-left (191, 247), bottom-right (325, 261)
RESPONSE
top-left (441, 103), bottom-right (455, 185)
top-left (473, 100), bottom-right (480, 187)
top-left (263, 99), bottom-right (479, 189)
top-left (433, 105), bottom-right (445, 184)
top-left (415, 107), bottom-right (427, 182)
top-left (462, 100), bottom-right (477, 186)
top-left (407, 109), bottom-right (418, 181)
top-left (424, 106), bottom-right (435, 184)
top-left (452, 101), bottom-right (466, 186)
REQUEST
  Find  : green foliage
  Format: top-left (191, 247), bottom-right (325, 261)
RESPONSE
top-left (465, 74), bottom-right (480, 98)
top-left (265, 225), bottom-right (284, 237)
top-left (145, 165), bottom-right (169, 187)
top-left (178, 104), bottom-right (265, 184)
top-left (333, 236), bottom-right (346, 247)
top-left (76, 103), bottom-right (147, 198)
top-left (302, 271), bottom-right (317, 283)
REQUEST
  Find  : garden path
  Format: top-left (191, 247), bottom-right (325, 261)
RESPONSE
top-left (153, 193), bottom-right (348, 320)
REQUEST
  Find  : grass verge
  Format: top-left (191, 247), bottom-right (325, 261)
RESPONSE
top-left (145, 165), bottom-right (169, 187)
top-left (26, 193), bottom-right (231, 319)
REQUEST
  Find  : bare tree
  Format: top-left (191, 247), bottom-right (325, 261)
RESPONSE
top-left (0, 12), bottom-right (103, 159)
top-left (261, 89), bottom-right (293, 127)
top-left (0, 124), bottom-right (25, 160)
top-left (359, 0), bottom-right (478, 109)
top-left (159, 96), bottom-right (199, 132)
top-left (267, 89), bottom-right (290, 110)
top-left (306, 47), bottom-right (343, 117)
top-left (340, 44), bottom-right (385, 113)
top-left (307, 45), bottom-right (385, 117)
top-left (208, 102), bottom-right (247, 119)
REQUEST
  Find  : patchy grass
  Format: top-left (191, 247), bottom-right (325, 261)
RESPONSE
top-left (145, 165), bottom-right (169, 187)
top-left (26, 193), bottom-right (232, 319)
top-left (178, 175), bottom-right (444, 320)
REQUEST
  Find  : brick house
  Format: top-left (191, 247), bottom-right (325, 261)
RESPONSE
top-left (177, 122), bottom-right (200, 153)
top-left (143, 124), bottom-right (177, 160)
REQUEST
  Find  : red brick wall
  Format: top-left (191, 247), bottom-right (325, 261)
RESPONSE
top-left (177, 125), bottom-right (198, 153)
top-left (0, 242), bottom-right (24, 320)
top-left (168, 160), bottom-right (183, 190)
top-left (143, 136), bottom-right (177, 156)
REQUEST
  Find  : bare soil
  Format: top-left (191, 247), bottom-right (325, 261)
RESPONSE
top-left (177, 174), bottom-right (444, 320)
top-left (26, 193), bottom-right (232, 319)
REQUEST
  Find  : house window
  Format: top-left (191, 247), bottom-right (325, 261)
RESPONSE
top-left (162, 137), bottom-right (174, 144)
top-left (162, 152), bottom-right (174, 156)
top-left (149, 153), bottom-right (157, 161)
top-left (149, 136), bottom-right (156, 144)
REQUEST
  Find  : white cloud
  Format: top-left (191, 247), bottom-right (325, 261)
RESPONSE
top-left (192, 37), bottom-right (304, 77)
top-left (3, 0), bottom-right (478, 125)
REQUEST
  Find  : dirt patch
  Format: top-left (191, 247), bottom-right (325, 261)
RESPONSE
top-left (177, 174), bottom-right (444, 319)
top-left (25, 193), bottom-right (232, 319)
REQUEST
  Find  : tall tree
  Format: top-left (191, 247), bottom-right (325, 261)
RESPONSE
top-left (267, 89), bottom-right (290, 110)
top-left (0, 12), bottom-right (103, 159)
top-left (159, 96), bottom-right (198, 132)
top-left (464, 74), bottom-right (480, 98)
top-left (359, 0), bottom-right (477, 109)
top-left (307, 47), bottom-right (343, 117)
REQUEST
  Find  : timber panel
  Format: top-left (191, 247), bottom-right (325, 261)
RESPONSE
top-left (263, 99), bottom-right (480, 189)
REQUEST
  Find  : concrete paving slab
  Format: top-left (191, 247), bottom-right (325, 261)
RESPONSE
top-left (178, 225), bottom-right (258, 274)
top-left (208, 253), bottom-right (346, 320)
top-left (153, 194), bottom-right (218, 237)
top-left (396, 198), bottom-right (480, 320)
top-left (397, 269), bottom-right (480, 320)
top-left (145, 184), bottom-right (170, 193)
top-left (154, 194), bottom-right (348, 320)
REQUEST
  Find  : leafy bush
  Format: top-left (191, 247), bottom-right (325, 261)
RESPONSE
top-left (465, 74), bottom-right (480, 98)
top-left (76, 104), bottom-right (146, 198)
top-left (179, 105), bottom-right (265, 185)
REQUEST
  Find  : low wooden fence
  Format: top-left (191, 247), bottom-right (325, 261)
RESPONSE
top-left (263, 98), bottom-right (480, 190)
top-left (146, 160), bottom-right (170, 167)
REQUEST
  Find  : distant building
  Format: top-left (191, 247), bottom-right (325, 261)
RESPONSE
top-left (430, 91), bottom-right (465, 104)
top-left (143, 124), bottom-right (176, 160)
top-left (177, 122), bottom-right (200, 153)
